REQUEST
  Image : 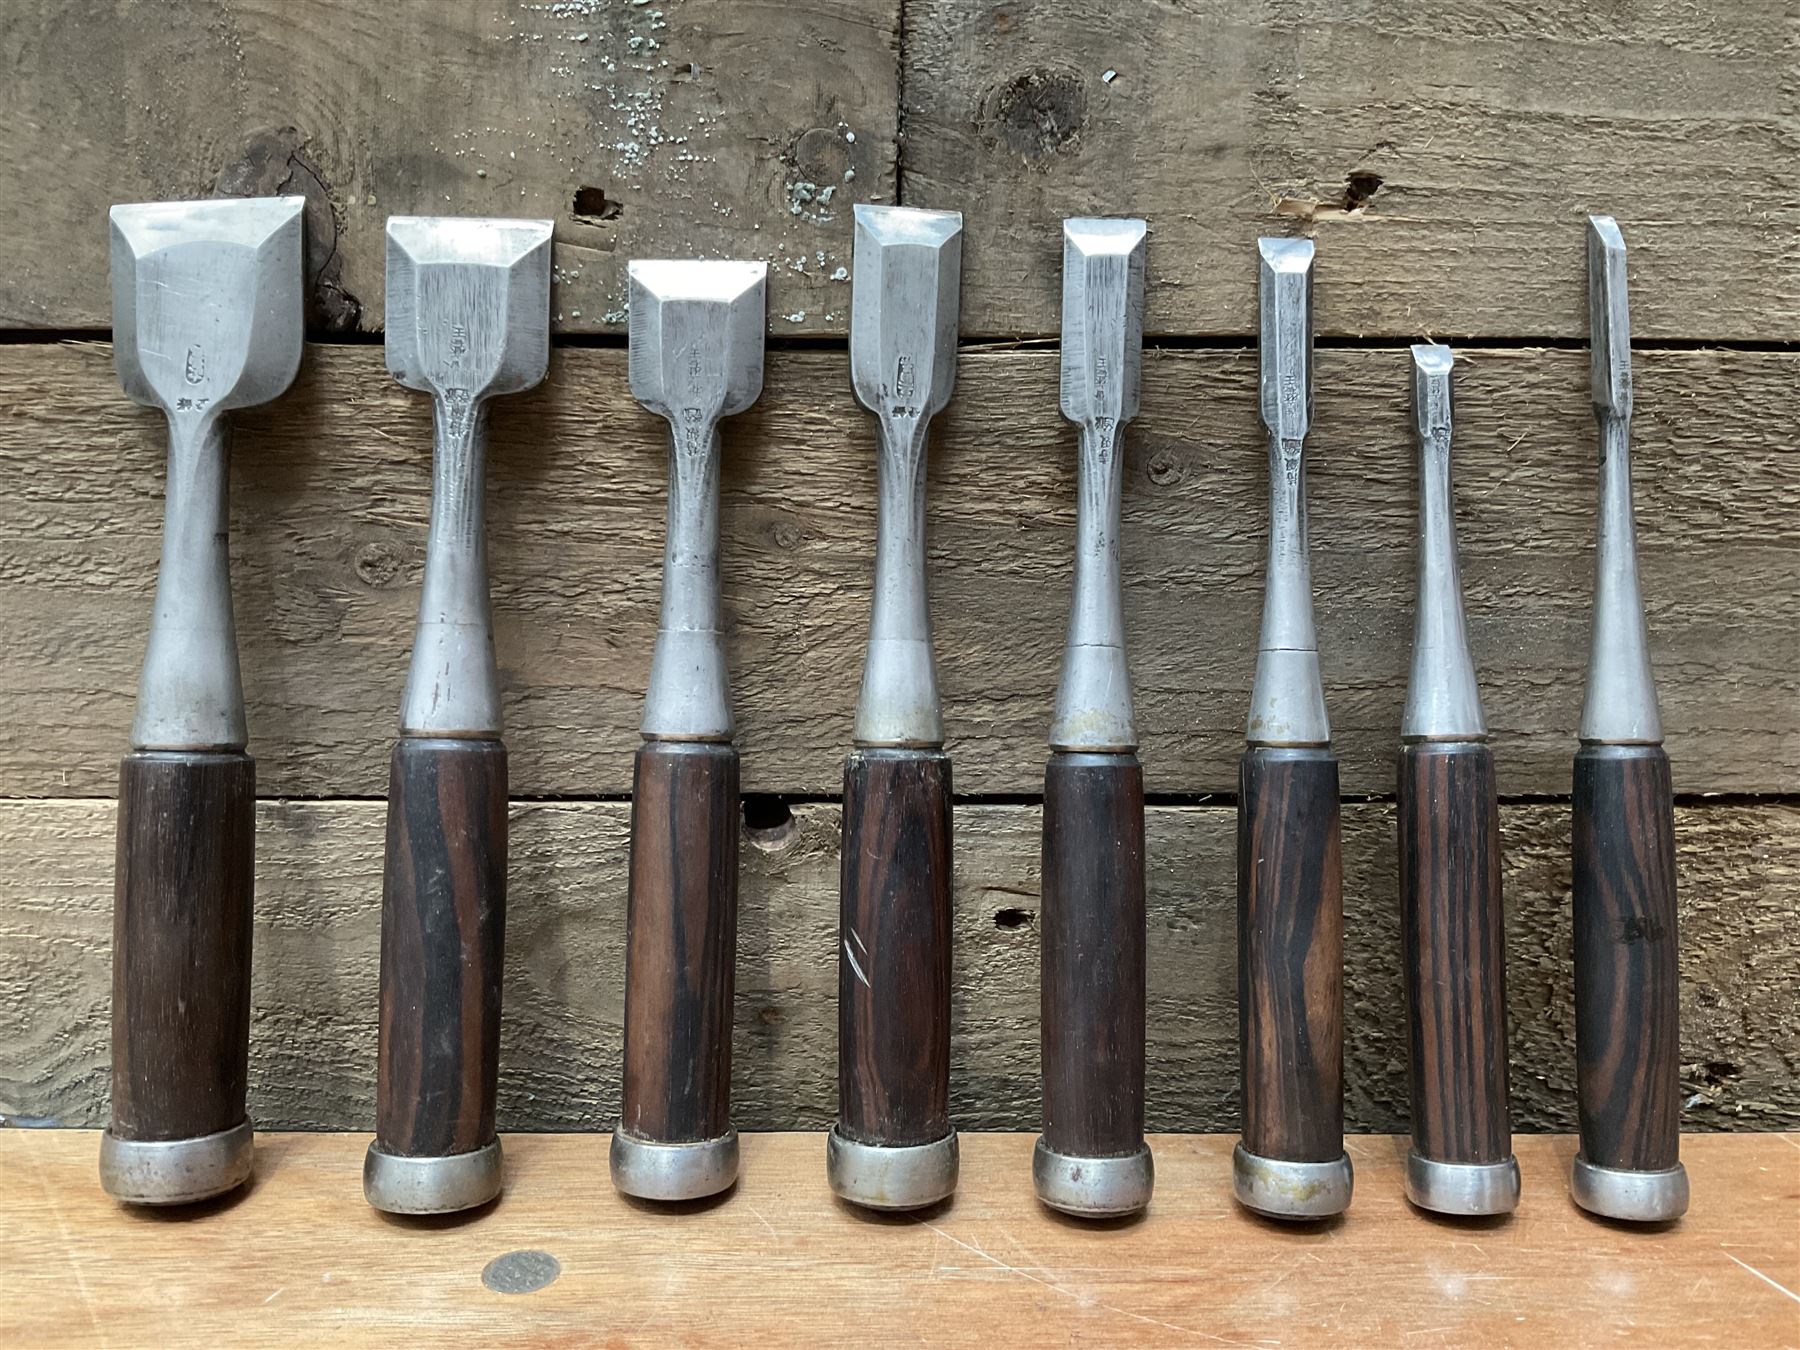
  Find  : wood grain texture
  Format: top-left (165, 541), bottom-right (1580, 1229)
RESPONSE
top-left (1238, 747), bottom-right (1345, 1163)
top-left (838, 750), bottom-right (955, 1147)
top-left (376, 738), bottom-right (507, 1159)
top-left (621, 741), bottom-right (739, 1144)
top-left (1573, 744), bottom-right (1682, 1173)
top-left (0, 0), bottom-right (898, 333)
top-left (1399, 741), bottom-right (1511, 1166)
top-left (1039, 752), bottom-right (1146, 1159)
top-left (4, 799), bottom-right (1796, 1135)
top-left (109, 752), bottom-right (255, 1142)
top-left (903, 2), bottom-right (1800, 341)
top-left (5, 342), bottom-right (1795, 799)
top-left (5, 1131), bottom-right (1799, 1349)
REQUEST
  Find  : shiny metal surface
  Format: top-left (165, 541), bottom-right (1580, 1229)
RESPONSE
top-left (609, 1128), bottom-right (740, 1202)
top-left (627, 259), bottom-right (766, 742)
top-left (1032, 1137), bottom-right (1154, 1218)
top-left (386, 216), bottom-right (552, 739)
top-left (110, 197), bottom-right (306, 752)
top-left (1232, 1142), bottom-right (1354, 1220)
top-left (98, 1118), bottom-right (255, 1206)
top-left (1049, 217), bottom-right (1146, 754)
top-left (363, 1139), bottom-right (504, 1215)
top-left (848, 204), bottom-right (963, 749)
top-left (826, 1125), bottom-right (959, 1211)
top-left (1571, 1153), bottom-right (1689, 1223)
top-left (1247, 238), bottom-right (1329, 748)
top-left (1579, 216), bottom-right (1662, 746)
top-left (1402, 343), bottom-right (1487, 742)
top-left (1405, 1150), bottom-right (1521, 1216)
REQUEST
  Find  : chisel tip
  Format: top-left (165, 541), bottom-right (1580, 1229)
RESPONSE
top-left (1060, 217), bottom-right (1147, 429)
top-left (1257, 237), bottom-right (1314, 443)
top-left (1586, 215), bottom-right (1631, 416)
top-left (1410, 342), bottom-right (1453, 439)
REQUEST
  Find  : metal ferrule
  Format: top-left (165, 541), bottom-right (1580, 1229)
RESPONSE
top-left (642, 416), bottom-right (731, 741)
top-left (131, 411), bottom-right (246, 751)
top-left (1402, 344), bottom-right (1487, 742)
top-left (399, 394), bottom-right (502, 738)
top-left (1579, 215), bottom-right (1661, 746)
top-left (1247, 238), bottom-right (1329, 748)
top-left (1050, 217), bottom-right (1145, 754)
top-left (856, 411), bottom-right (942, 747)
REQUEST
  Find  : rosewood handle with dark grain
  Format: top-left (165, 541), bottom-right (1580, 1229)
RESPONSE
top-left (375, 736), bottom-right (508, 1161)
top-left (1238, 746), bottom-right (1344, 1164)
top-left (621, 741), bottom-right (740, 1146)
top-left (110, 751), bottom-right (256, 1144)
top-left (1573, 743), bottom-right (1681, 1173)
top-left (1398, 742), bottom-right (1510, 1167)
top-left (837, 748), bottom-right (954, 1148)
top-left (1040, 752), bottom-right (1146, 1161)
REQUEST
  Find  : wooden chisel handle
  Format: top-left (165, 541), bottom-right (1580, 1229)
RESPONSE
top-left (1397, 743), bottom-right (1513, 1178)
top-left (1572, 745), bottom-right (1682, 1176)
top-left (1038, 752), bottom-right (1150, 1213)
top-left (1236, 745), bottom-right (1349, 1217)
top-left (835, 749), bottom-right (954, 1188)
top-left (107, 751), bottom-right (256, 1195)
top-left (615, 742), bottom-right (740, 1198)
top-left (371, 737), bottom-right (507, 1208)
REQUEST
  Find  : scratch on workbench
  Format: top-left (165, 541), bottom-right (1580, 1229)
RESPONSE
top-left (742, 1203), bottom-right (778, 1242)
top-left (910, 1216), bottom-right (1254, 1346)
top-left (262, 1287), bottom-right (286, 1305)
top-left (1721, 1251), bottom-right (1800, 1305)
top-left (33, 1165), bottom-right (107, 1347)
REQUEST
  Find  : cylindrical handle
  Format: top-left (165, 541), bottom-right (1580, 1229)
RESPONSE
top-left (1037, 752), bottom-right (1151, 1216)
top-left (1572, 745), bottom-right (1683, 1183)
top-left (831, 748), bottom-right (956, 1210)
top-left (1398, 742), bottom-right (1518, 1213)
top-left (104, 751), bottom-right (256, 1204)
top-left (369, 737), bottom-right (507, 1213)
top-left (613, 742), bottom-right (741, 1200)
top-left (1235, 745), bottom-right (1350, 1218)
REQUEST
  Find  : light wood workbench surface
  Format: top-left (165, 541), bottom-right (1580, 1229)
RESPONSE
top-left (5, 1132), bottom-right (1796, 1347)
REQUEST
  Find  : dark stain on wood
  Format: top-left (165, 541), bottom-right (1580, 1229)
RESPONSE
top-left (1398, 741), bottom-right (1511, 1164)
top-left (1040, 752), bottom-right (1147, 1159)
top-left (110, 751), bottom-right (255, 1141)
top-left (621, 741), bottom-right (740, 1144)
top-left (837, 749), bottom-right (954, 1148)
top-left (1238, 746), bottom-right (1344, 1163)
top-left (1573, 744), bottom-right (1681, 1172)
top-left (375, 737), bottom-right (507, 1159)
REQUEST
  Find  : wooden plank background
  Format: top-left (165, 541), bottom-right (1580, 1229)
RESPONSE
top-left (0, 0), bottom-right (1795, 1137)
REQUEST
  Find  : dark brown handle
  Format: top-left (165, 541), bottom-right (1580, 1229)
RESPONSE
top-left (621, 741), bottom-right (740, 1144)
top-left (1238, 745), bottom-right (1344, 1163)
top-left (376, 737), bottom-right (508, 1159)
top-left (1398, 741), bottom-right (1511, 1165)
top-left (1573, 744), bottom-right (1681, 1172)
top-left (837, 749), bottom-right (953, 1148)
top-left (111, 751), bottom-right (255, 1142)
top-left (1040, 752), bottom-right (1146, 1160)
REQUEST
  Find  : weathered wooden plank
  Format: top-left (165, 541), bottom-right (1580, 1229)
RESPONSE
top-left (5, 1132), bottom-right (1798, 1349)
top-left (903, 1), bottom-right (1800, 340)
top-left (3, 342), bottom-right (1793, 797)
top-left (3, 799), bottom-right (1793, 1134)
top-left (0, 0), bottom-right (897, 332)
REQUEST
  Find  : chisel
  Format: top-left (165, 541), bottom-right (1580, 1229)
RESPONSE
top-left (363, 216), bottom-right (552, 1215)
top-left (828, 204), bottom-right (964, 1211)
top-left (1035, 216), bottom-right (1153, 1219)
top-left (1397, 344), bottom-right (1519, 1216)
top-left (1570, 215), bottom-right (1688, 1223)
top-left (100, 196), bottom-right (305, 1205)
top-left (1234, 237), bottom-right (1352, 1221)
top-left (612, 259), bottom-right (766, 1202)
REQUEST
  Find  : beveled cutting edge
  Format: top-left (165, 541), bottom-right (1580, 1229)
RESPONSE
top-left (1050, 217), bottom-right (1146, 754)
